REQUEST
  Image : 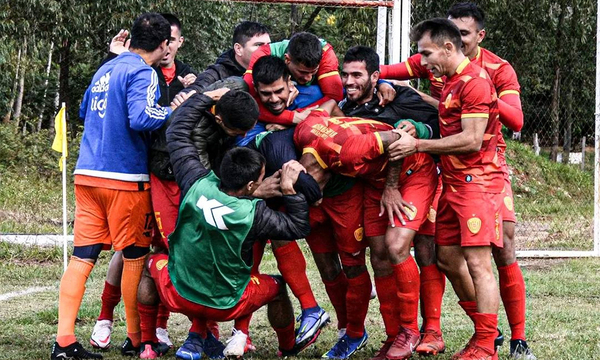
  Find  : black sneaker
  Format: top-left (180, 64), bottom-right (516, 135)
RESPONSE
top-left (495, 327), bottom-right (505, 349)
top-left (121, 337), bottom-right (139, 356)
top-left (51, 341), bottom-right (103, 359)
top-left (510, 339), bottom-right (537, 360)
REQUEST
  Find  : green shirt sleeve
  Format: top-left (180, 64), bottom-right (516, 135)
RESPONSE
top-left (393, 119), bottom-right (431, 139)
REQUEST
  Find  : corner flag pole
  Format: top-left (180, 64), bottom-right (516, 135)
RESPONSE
top-left (60, 102), bottom-right (68, 272)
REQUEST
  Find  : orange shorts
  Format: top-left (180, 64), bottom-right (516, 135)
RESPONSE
top-left (435, 188), bottom-right (503, 248)
top-left (306, 182), bottom-right (366, 254)
top-left (74, 184), bottom-right (154, 250)
top-left (418, 171), bottom-right (442, 237)
top-left (364, 159), bottom-right (437, 237)
top-left (149, 254), bottom-right (281, 321)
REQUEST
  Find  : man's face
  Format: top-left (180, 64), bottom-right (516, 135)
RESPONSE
top-left (448, 16), bottom-right (484, 59)
top-left (285, 55), bottom-right (319, 85)
top-left (161, 26), bottom-right (183, 68)
top-left (341, 61), bottom-right (377, 105)
top-left (236, 33), bottom-right (271, 69)
top-left (418, 33), bottom-right (451, 78)
top-left (256, 77), bottom-right (292, 115)
top-left (215, 115), bottom-right (250, 137)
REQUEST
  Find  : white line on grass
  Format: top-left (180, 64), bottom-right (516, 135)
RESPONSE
top-left (0, 286), bottom-right (54, 301)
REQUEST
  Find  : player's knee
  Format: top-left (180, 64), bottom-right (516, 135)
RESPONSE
top-left (122, 245), bottom-right (149, 259)
top-left (137, 275), bottom-right (159, 305)
top-left (414, 235), bottom-right (436, 267)
top-left (72, 244), bottom-right (103, 261)
top-left (492, 245), bottom-right (516, 267)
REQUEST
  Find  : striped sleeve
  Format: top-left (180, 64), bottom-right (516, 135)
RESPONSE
top-left (128, 67), bottom-right (171, 132)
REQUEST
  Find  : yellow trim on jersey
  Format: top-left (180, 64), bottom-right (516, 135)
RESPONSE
top-left (405, 61), bottom-right (415, 77)
top-left (498, 90), bottom-right (520, 98)
top-left (474, 46), bottom-right (482, 61)
top-left (244, 70), bottom-right (252, 75)
top-left (374, 132), bottom-right (385, 155)
top-left (456, 58), bottom-right (471, 75)
top-left (341, 119), bottom-right (387, 127)
top-left (317, 71), bottom-right (339, 80)
top-left (461, 113), bottom-right (489, 119)
top-left (302, 148), bottom-right (328, 169)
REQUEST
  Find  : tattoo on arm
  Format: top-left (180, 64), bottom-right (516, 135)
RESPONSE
top-left (385, 160), bottom-right (402, 187)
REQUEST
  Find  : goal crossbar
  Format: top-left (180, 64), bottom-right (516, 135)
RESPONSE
top-left (207, 0), bottom-right (395, 8)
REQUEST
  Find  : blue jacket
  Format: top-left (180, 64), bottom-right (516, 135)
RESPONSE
top-left (75, 52), bottom-right (171, 182)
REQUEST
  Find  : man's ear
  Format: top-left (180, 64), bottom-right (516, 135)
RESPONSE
top-left (371, 70), bottom-right (380, 83)
top-left (284, 53), bottom-right (291, 65)
top-left (246, 180), bottom-right (255, 193)
top-left (214, 114), bottom-right (223, 126)
top-left (477, 29), bottom-right (486, 45)
top-left (178, 36), bottom-right (185, 47)
top-left (234, 42), bottom-right (243, 57)
top-left (444, 41), bottom-right (454, 55)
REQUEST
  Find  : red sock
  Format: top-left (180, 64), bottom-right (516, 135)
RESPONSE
top-left (98, 281), bottom-right (121, 321)
top-left (472, 313), bottom-right (498, 354)
top-left (156, 303), bottom-right (169, 329)
top-left (498, 262), bottom-right (526, 340)
top-left (459, 300), bottom-right (478, 319)
top-left (419, 264), bottom-right (445, 333)
top-left (345, 271), bottom-right (371, 338)
top-left (392, 257), bottom-right (420, 333)
top-left (189, 317), bottom-right (207, 337)
top-left (323, 272), bottom-right (348, 330)
top-left (251, 240), bottom-right (266, 275)
top-left (138, 302), bottom-right (159, 343)
top-left (207, 320), bottom-right (220, 339)
top-left (273, 321), bottom-right (295, 351)
top-left (273, 242), bottom-right (318, 309)
top-left (234, 315), bottom-right (251, 335)
top-left (374, 274), bottom-right (400, 338)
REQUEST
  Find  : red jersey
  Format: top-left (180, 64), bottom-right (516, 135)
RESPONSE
top-left (438, 59), bottom-right (503, 193)
top-left (294, 110), bottom-right (430, 181)
top-left (380, 53), bottom-right (445, 99)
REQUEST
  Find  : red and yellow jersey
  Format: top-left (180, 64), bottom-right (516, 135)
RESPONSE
top-left (294, 110), bottom-right (431, 181)
top-left (438, 59), bottom-right (503, 193)
top-left (380, 53), bottom-right (445, 99)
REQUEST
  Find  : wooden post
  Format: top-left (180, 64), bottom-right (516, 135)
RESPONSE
top-left (582, 136), bottom-right (586, 171)
top-left (533, 133), bottom-right (540, 156)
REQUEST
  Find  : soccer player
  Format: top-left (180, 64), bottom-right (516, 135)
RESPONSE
top-left (50, 13), bottom-right (173, 360)
top-left (338, 45), bottom-right (443, 360)
top-left (90, 13), bottom-right (200, 353)
top-left (136, 91), bottom-right (313, 359)
top-left (388, 18), bottom-right (504, 360)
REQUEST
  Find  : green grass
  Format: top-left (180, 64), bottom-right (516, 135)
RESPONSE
top-left (1, 242), bottom-right (600, 359)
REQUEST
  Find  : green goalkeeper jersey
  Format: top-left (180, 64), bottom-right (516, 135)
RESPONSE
top-left (168, 171), bottom-right (260, 309)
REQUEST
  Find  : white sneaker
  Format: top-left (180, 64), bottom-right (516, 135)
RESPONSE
top-left (337, 328), bottom-right (347, 340)
top-left (370, 284), bottom-right (377, 300)
top-left (90, 319), bottom-right (113, 349)
top-left (156, 327), bottom-right (173, 347)
top-left (224, 328), bottom-right (248, 358)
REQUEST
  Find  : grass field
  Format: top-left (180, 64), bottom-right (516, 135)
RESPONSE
top-left (1, 241), bottom-right (600, 360)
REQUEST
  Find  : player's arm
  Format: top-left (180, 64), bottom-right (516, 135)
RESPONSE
top-left (243, 44), bottom-right (271, 97)
top-left (316, 45), bottom-right (343, 101)
top-left (185, 65), bottom-right (222, 94)
top-left (166, 94), bottom-right (213, 195)
top-left (379, 54), bottom-right (424, 80)
top-left (380, 160), bottom-right (414, 227)
top-left (495, 64), bottom-right (523, 131)
top-left (127, 67), bottom-right (172, 132)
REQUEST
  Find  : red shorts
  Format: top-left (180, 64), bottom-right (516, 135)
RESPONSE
top-left (418, 171), bottom-right (442, 237)
top-left (148, 253), bottom-right (281, 321)
top-left (364, 156), bottom-right (437, 237)
top-left (500, 171), bottom-right (516, 223)
top-left (150, 174), bottom-right (181, 249)
top-left (74, 184), bottom-right (153, 250)
top-left (305, 182), bottom-right (366, 254)
top-left (435, 188), bottom-right (503, 248)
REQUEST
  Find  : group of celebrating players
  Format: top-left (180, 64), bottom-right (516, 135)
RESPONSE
top-left (50, 3), bottom-right (537, 360)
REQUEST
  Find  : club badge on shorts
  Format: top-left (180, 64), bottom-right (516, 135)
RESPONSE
top-left (467, 217), bottom-right (482, 234)
top-left (354, 227), bottom-right (364, 241)
top-left (156, 259), bottom-right (168, 271)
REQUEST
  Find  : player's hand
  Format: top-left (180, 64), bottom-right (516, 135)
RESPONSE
top-left (379, 186), bottom-right (415, 227)
top-left (292, 106), bottom-right (318, 124)
top-left (396, 120), bottom-right (417, 137)
top-left (178, 74), bottom-right (197, 88)
top-left (376, 81), bottom-right (396, 107)
top-left (388, 129), bottom-right (417, 161)
top-left (109, 29), bottom-right (130, 55)
top-left (253, 170), bottom-right (283, 199)
top-left (204, 87), bottom-right (230, 101)
top-left (280, 160), bottom-right (307, 194)
top-left (265, 123), bottom-right (288, 132)
top-left (170, 90), bottom-right (196, 110)
top-left (286, 82), bottom-right (299, 108)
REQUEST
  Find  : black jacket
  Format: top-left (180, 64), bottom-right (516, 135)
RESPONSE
top-left (186, 49), bottom-right (246, 93)
top-left (340, 85), bottom-right (440, 139)
top-left (166, 100), bottom-right (310, 265)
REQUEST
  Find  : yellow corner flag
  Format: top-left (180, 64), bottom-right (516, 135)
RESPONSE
top-left (51, 104), bottom-right (68, 170)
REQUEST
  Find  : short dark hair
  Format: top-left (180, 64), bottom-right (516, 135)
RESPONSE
top-left (215, 90), bottom-right (259, 131)
top-left (343, 46), bottom-right (380, 75)
top-left (287, 32), bottom-right (322, 68)
top-left (409, 18), bottom-right (462, 50)
top-left (253, 56), bottom-right (290, 87)
top-left (447, 2), bottom-right (485, 30)
top-left (160, 13), bottom-right (182, 32)
top-left (129, 13), bottom-right (171, 52)
top-left (220, 147), bottom-right (266, 192)
top-left (232, 21), bottom-right (270, 47)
